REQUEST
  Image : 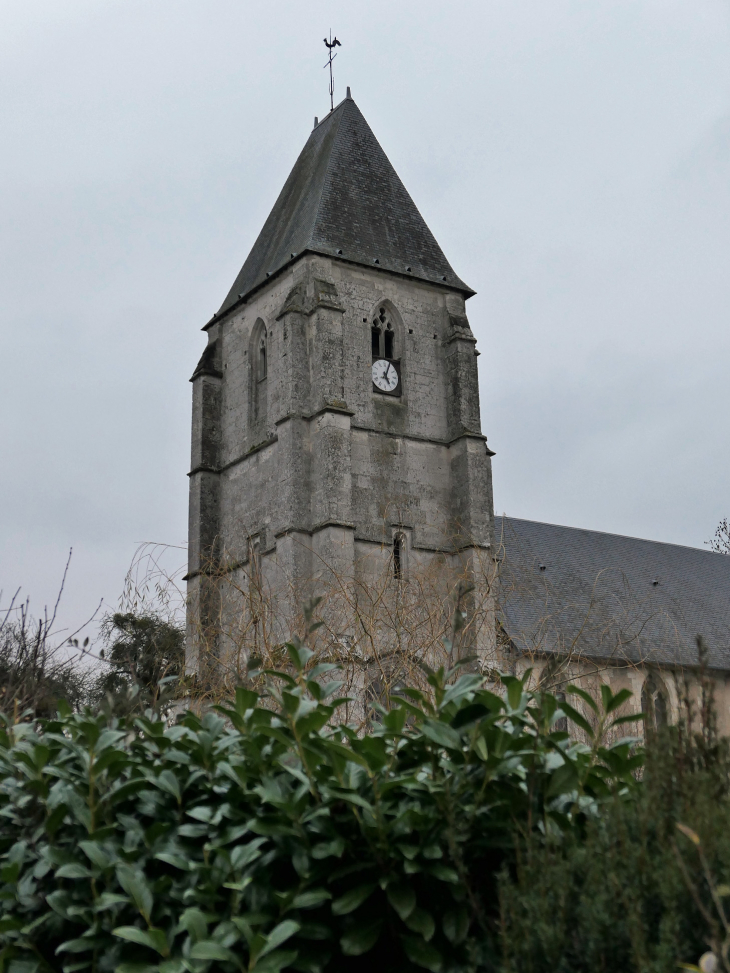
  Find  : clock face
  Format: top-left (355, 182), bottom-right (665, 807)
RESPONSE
top-left (372, 358), bottom-right (399, 393)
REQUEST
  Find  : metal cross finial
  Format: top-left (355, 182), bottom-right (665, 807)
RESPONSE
top-left (323, 31), bottom-right (341, 112)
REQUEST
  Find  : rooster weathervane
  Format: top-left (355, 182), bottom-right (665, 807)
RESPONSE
top-left (323, 31), bottom-right (341, 112)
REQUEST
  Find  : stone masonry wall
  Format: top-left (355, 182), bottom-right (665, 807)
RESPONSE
top-left (186, 253), bottom-right (496, 668)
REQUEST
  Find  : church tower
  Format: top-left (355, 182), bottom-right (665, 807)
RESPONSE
top-left (186, 92), bottom-right (496, 679)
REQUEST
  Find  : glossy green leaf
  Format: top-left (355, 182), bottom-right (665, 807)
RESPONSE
top-left (230, 837), bottom-right (268, 869)
top-left (386, 885), bottom-right (416, 920)
top-left (259, 920), bottom-right (301, 958)
top-left (331, 884), bottom-right (377, 916)
top-left (252, 948), bottom-right (298, 973)
top-left (55, 863), bottom-right (92, 880)
top-left (179, 907), bottom-right (207, 942)
top-left (545, 761), bottom-right (579, 798)
top-left (154, 852), bottom-right (190, 871)
top-left (421, 720), bottom-right (461, 750)
top-left (443, 906), bottom-right (469, 945)
top-left (155, 770), bottom-right (181, 801)
top-left (235, 686), bottom-right (259, 712)
top-left (116, 866), bottom-right (153, 922)
top-left (504, 678), bottom-right (524, 711)
top-left (427, 863), bottom-right (459, 883)
top-left (401, 934), bottom-right (443, 972)
top-left (604, 686), bottom-right (633, 714)
top-left (95, 892), bottom-right (129, 911)
top-left (404, 908), bottom-right (435, 941)
top-left (55, 938), bottom-right (100, 954)
top-left (611, 712), bottom-right (643, 728)
top-left (78, 841), bottom-right (111, 869)
top-left (559, 701), bottom-right (595, 738)
top-left (566, 685), bottom-right (600, 714)
top-left (112, 926), bottom-right (168, 956)
top-left (292, 889), bottom-right (331, 909)
top-left (190, 941), bottom-right (239, 962)
top-left (158, 961), bottom-right (187, 973)
top-left (340, 919), bottom-right (382, 956)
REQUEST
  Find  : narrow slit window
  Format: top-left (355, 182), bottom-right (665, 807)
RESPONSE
top-left (371, 325), bottom-right (381, 357)
top-left (384, 327), bottom-right (394, 359)
top-left (249, 537), bottom-right (261, 586)
top-left (393, 534), bottom-right (403, 580)
top-left (259, 338), bottom-right (267, 380)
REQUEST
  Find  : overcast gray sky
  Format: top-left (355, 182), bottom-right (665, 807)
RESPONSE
top-left (2, 0), bottom-right (730, 635)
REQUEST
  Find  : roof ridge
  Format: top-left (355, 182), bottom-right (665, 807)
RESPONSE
top-left (496, 514), bottom-right (722, 557)
top-left (312, 94), bottom-right (350, 131)
top-left (305, 100), bottom-right (347, 253)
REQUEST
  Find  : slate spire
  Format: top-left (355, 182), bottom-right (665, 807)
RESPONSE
top-left (220, 94), bottom-right (474, 312)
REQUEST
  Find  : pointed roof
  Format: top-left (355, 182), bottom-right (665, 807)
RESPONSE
top-left (219, 94), bottom-right (473, 313)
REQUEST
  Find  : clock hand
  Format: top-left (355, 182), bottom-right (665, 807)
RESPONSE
top-left (385, 363), bottom-right (394, 383)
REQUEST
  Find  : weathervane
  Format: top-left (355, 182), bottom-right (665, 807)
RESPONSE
top-left (323, 31), bottom-right (341, 112)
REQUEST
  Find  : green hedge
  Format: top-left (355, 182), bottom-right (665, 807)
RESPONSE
top-left (0, 640), bottom-right (639, 973)
top-left (498, 709), bottom-right (730, 972)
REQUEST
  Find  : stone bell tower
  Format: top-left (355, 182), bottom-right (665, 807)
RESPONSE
top-left (186, 91), bottom-right (496, 674)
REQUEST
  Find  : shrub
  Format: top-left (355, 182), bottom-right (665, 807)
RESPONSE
top-left (498, 692), bottom-right (730, 972)
top-left (0, 638), bottom-right (638, 973)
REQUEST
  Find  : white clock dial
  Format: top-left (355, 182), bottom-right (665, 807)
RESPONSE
top-left (372, 358), bottom-right (399, 392)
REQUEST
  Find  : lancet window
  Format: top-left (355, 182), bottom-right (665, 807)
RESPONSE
top-left (371, 306), bottom-right (396, 359)
top-left (642, 673), bottom-right (669, 729)
top-left (249, 319), bottom-right (269, 434)
top-left (258, 335), bottom-right (267, 380)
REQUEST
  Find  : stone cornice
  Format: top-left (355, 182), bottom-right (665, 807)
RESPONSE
top-left (274, 403), bottom-right (355, 426)
top-left (351, 424), bottom-right (487, 448)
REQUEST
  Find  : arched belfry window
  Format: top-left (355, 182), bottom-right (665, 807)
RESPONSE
top-left (250, 319), bottom-right (269, 433)
top-left (642, 673), bottom-right (669, 730)
top-left (258, 335), bottom-right (267, 380)
top-left (249, 319), bottom-right (268, 384)
top-left (251, 319), bottom-right (268, 382)
top-left (371, 322), bottom-right (381, 357)
top-left (254, 323), bottom-right (267, 383)
top-left (371, 305), bottom-right (398, 360)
